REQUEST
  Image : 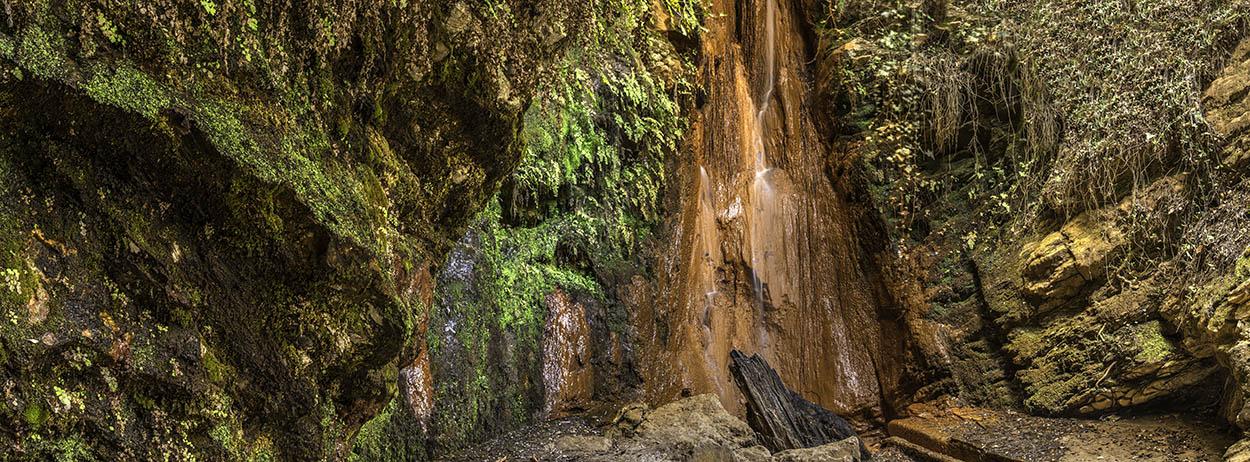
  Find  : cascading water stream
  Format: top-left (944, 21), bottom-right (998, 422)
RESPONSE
top-left (749, 0), bottom-right (779, 351)
top-left (700, 165), bottom-right (718, 306)
top-left (754, 0), bottom-right (777, 173)
top-left (636, 0), bottom-right (896, 418)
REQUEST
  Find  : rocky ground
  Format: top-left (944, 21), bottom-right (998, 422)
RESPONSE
top-left (447, 397), bottom-right (1235, 461)
top-left (886, 400), bottom-right (1235, 461)
top-left (441, 394), bottom-right (865, 461)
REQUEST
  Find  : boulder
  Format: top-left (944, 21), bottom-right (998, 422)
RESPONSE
top-left (553, 394), bottom-right (767, 460)
top-left (773, 438), bottom-right (866, 462)
top-left (1227, 438), bottom-right (1250, 462)
top-left (1019, 210), bottom-right (1123, 313)
top-left (729, 350), bottom-right (866, 455)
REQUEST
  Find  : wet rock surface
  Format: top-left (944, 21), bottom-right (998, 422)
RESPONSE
top-left (0, 0), bottom-right (601, 458)
top-left (634, 0), bottom-right (913, 421)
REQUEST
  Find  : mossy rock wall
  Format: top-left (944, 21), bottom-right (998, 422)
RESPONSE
top-left (813, 0), bottom-right (1249, 420)
top-left (0, 0), bottom-right (601, 459)
top-left (350, 1), bottom-right (701, 458)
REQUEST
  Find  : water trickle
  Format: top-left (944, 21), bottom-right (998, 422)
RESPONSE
top-left (698, 165), bottom-right (720, 307)
top-left (541, 290), bottom-right (594, 418)
top-left (748, 0), bottom-right (780, 353)
top-left (754, 0), bottom-right (777, 172)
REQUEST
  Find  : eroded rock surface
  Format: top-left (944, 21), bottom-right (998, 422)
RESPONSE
top-left (1204, 38), bottom-right (1250, 168)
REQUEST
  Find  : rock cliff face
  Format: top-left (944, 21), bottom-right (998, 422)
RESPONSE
top-left (0, 0), bottom-right (594, 459)
top-left (5, 0), bottom-right (1250, 459)
top-left (352, 1), bottom-right (702, 459)
top-left (931, 36), bottom-right (1249, 418)
top-left (821, 0), bottom-right (1250, 452)
top-left (630, 0), bottom-right (915, 424)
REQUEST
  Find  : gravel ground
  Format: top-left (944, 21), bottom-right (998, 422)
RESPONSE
top-left (947, 410), bottom-right (1234, 462)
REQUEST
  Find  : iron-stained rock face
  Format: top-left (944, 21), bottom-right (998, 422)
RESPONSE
top-left (633, 0), bottom-right (912, 424)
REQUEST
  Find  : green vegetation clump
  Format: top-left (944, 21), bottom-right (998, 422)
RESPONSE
top-left (818, 0), bottom-right (1247, 415)
top-left (1132, 321), bottom-right (1175, 364)
top-left (82, 66), bottom-right (170, 119)
top-left (350, 399), bottom-right (427, 462)
top-left (399, 0), bottom-right (699, 456)
top-left (0, 0), bottom-right (621, 459)
top-left (820, 0), bottom-right (1246, 237)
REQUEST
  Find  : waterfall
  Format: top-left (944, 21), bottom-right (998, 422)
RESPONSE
top-left (700, 165), bottom-right (719, 304)
top-left (754, 0), bottom-right (777, 172)
top-left (749, 0), bottom-right (780, 347)
top-left (636, 0), bottom-right (895, 418)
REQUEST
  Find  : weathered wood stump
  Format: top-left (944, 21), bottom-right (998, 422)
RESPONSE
top-left (729, 350), bottom-right (867, 456)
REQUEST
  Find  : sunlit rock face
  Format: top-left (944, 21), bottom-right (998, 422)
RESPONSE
top-left (1205, 39), bottom-right (1250, 169)
top-left (631, 0), bottom-right (914, 422)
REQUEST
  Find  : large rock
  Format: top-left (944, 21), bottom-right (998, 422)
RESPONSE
top-left (555, 394), bottom-right (767, 461)
top-left (773, 438), bottom-right (866, 462)
top-left (542, 289), bottom-right (595, 418)
top-left (729, 351), bottom-right (865, 454)
top-left (1226, 438), bottom-right (1250, 462)
top-left (1018, 210), bottom-right (1123, 313)
top-left (964, 174), bottom-right (1226, 414)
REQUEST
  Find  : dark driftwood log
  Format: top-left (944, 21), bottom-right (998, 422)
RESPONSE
top-left (729, 350), bottom-right (867, 455)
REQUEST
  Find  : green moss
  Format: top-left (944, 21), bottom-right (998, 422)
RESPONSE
top-left (209, 425), bottom-right (240, 456)
top-left (49, 436), bottom-right (93, 462)
top-left (2, 0), bottom-right (684, 458)
top-left (1006, 328), bottom-right (1046, 360)
top-left (483, 202), bottom-right (601, 331)
top-left (189, 96), bottom-right (397, 260)
top-left (1191, 245), bottom-right (1250, 331)
top-left (83, 66), bottom-right (170, 119)
top-left (23, 400), bottom-right (49, 428)
top-left (1023, 371), bottom-right (1081, 412)
top-left (422, 3), bottom-right (693, 453)
top-left (14, 25), bottom-right (70, 80)
top-left (1132, 321), bottom-right (1175, 363)
top-left (1, 266), bottom-right (26, 307)
top-left (659, 0), bottom-right (705, 36)
top-left (350, 399), bottom-right (426, 461)
top-left (0, 36), bottom-right (15, 59)
top-left (511, 34), bottom-right (686, 275)
top-left (201, 347), bottom-right (232, 384)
